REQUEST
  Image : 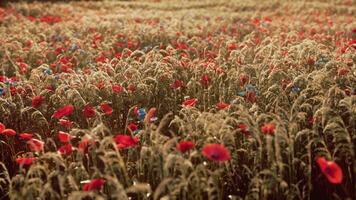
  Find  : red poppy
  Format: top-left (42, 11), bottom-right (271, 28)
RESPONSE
top-left (144, 107), bottom-right (157, 124)
top-left (58, 131), bottom-right (72, 143)
top-left (32, 96), bottom-right (44, 108)
top-left (114, 134), bottom-right (139, 149)
top-left (171, 80), bottom-right (184, 89)
top-left (1, 129), bottom-right (16, 136)
top-left (0, 122), bottom-right (4, 133)
top-left (216, 102), bottom-right (230, 110)
top-left (176, 141), bottom-right (195, 153)
top-left (78, 139), bottom-right (94, 153)
top-left (236, 123), bottom-right (250, 135)
top-left (245, 91), bottom-right (257, 103)
top-left (127, 84), bottom-right (136, 92)
top-left (58, 119), bottom-right (73, 128)
top-left (337, 67), bottom-right (349, 76)
top-left (127, 123), bottom-right (138, 132)
top-left (202, 144), bottom-right (231, 162)
top-left (261, 123), bottom-right (276, 135)
top-left (83, 178), bottom-right (106, 191)
top-left (27, 139), bottom-right (44, 152)
top-left (200, 75), bottom-right (211, 87)
top-left (100, 103), bottom-right (113, 115)
top-left (52, 105), bottom-right (74, 119)
top-left (239, 74), bottom-right (249, 86)
top-left (112, 84), bottom-right (124, 93)
top-left (83, 105), bottom-right (96, 118)
top-left (58, 144), bottom-right (73, 155)
top-left (227, 43), bottom-right (237, 50)
top-left (19, 133), bottom-right (33, 140)
top-left (316, 157), bottom-right (343, 184)
top-left (16, 157), bottom-right (36, 166)
top-left (182, 98), bottom-right (198, 107)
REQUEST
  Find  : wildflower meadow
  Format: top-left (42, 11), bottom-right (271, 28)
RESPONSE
top-left (0, 0), bottom-right (355, 199)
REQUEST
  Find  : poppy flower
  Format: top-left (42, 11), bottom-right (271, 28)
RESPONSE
top-left (316, 157), bottom-right (343, 184)
top-left (127, 84), bottom-right (136, 92)
top-left (32, 96), bottom-right (44, 108)
top-left (171, 80), bottom-right (184, 89)
top-left (227, 43), bottom-right (237, 50)
top-left (239, 74), bottom-right (249, 86)
top-left (0, 122), bottom-right (5, 133)
top-left (127, 123), bottom-right (138, 132)
top-left (78, 139), bottom-right (94, 153)
top-left (337, 67), bottom-right (349, 76)
top-left (200, 75), bottom-right (211, 87)
top-left (113, 134), bottom-right (139, 149)
top-left (52, 105), bottom-right (74, 119)
top-left (216, 102), bottom-right (230, 110)
top-left (58, 119), bottom-right (73, 128)
top-left (261, 123), bottom-right (276, 135)
top-left (58, 144), bottom-right (73, 155)
top-left (144, 107), bottom-right (157, 123)
top-left (202, 143), bottom-right (231, 162)
top-left (245, 91), bottom-right (257, 103)
top-left (27, 139), bottom-right (44, 152)
top-left (100, 103), bottom-right (113, 115)
top-left (176, 141), bottom-right (195, 153)
top-left (112, 84), bottom-right (124, 93)
top-left (83, 105), bottom-right (96, 118)
top-left (83, 178), bottom-right (106, 191)
top-left (16, 157), bottom-right (36, 166)
top-left (1, 129), bottom-right (16, 136)
top-left (19, 133), bottom-right (33, 140)
top-left (236, 123), bottom-right (250, 135)
top-left (182, 98), bottom-right (198, 107)
top-left (58, 131), bottom-right (72, 143)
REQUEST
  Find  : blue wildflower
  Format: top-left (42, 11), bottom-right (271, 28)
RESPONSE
top-left (291, 86), bottom-right (301, 93)
top-left (137, 108), bottom-right (146, 121)
top-left (0, 87), bottom-right (5, 95)
top-left (44, 68), bottom-right (52, 75)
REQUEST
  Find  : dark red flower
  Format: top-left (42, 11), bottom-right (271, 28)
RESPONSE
top-left (176, 141), bottom-right (195, 153)
top-left (202, 144), bottom-right (231, 162)
top-left (100, 103), bottom-right (113, 115)
top-left (16, 157), bottom-right (36, 166)
top-left (236, 123), bottom-right (250, 135)
top-left (127, 123), bottom-right (138, 132)
top-left (337, 67), bottom-right (349, 76)
top-left (112, 84), bottom-right (124, 93)
top-left (0, 122), bottom-right (4, 133)
top-left (171, 80), bottom-right (184, 89)
top-left (32, 96), bottom-right (44, 108)
top-left (200, 75), bottom-right (211, 87)
top-left (114, 134), bottom-right (139, 149)
top-left (227, 43), bottom-right (237, 50)
top-left (1, 129), bottom-right (16, 136)
top-left (144, 107), bottom-right (157, 124)
top-left (19, 133), bottom-right (33, 140)
top-left (83, 178), bottom-right (106, 191)
top-left (83, 105), bottom-right (96, 118)
top-left (58, 119), bottom-right (73, 128)
top-left (52, 105), bottom-right (74, 119)
top-left (239, 74), bottom-right (249, 86)
top-left (58, 131), bottom-right (72, 143)
top-left (245, 91), bottom-right (257, 103)
top-left (261, 123), bottom-right (276, 135)
top-left (182, 98), bottom-right (198, 107)
top-left (78, 139), bottom-right (94, 153)
top-left (27, 139), bottom-right (44, 152)
top-left (216, 102), bottom-right (230, 110)
top-left (316, 157), bottom-right (343, 184)
top-left (58, 144), bottom-right (73, 155)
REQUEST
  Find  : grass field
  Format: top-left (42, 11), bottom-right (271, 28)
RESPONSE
top-left (0, 0), bottom-right (355, 199)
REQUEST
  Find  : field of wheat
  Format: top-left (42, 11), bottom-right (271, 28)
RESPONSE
top-left (0, 0), bottom-right (355, 199)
